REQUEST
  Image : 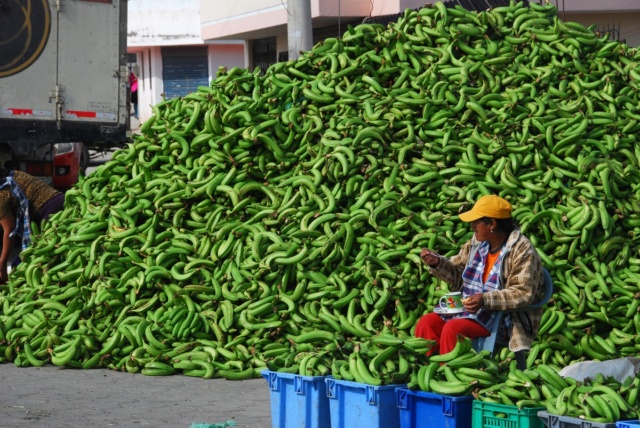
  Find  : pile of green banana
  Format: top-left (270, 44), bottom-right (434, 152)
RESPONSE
top-left (477, 363), bottom-right (640, 423)
top-left (327, 334), bottom-right (433, 386)
top-left (1, 0), bottom-right (640, 388)
top-left (407, 336), bottom-right (500, 396)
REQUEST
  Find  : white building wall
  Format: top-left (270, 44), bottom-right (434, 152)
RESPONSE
top-left (561, 12), bottom-right (640, 47)
top-left (200, 0), bottom-right (640, 48)
top-left (133, 47), bottom-right (165, 123)
top-left (276, 33), bottom-right (289, 59)
top-left (199, 0), bottom-right (424, 26)
top-left (128, 0), bottom-right (202, 122)
top-left (208, 44), bottom-right (247, 80)
top-left (201, 0), bottom-right (283, 20)
top-left (129, 0), bottom-right (203, 46)
top-left (127, 0), bottom-right (245, 122)
top-left (198, 0), bottom-right (640, 17)
top-left (201, 0), bottom-right (378, 40)
top-left (552, 0), bottom-right (640, 12)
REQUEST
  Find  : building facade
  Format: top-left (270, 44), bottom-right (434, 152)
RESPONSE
top-left (128, 0), bottom-right (640, 122)
top-left (199, 0), bottom-right (438, 71)
top-left (553, 0), bottom-right (640, 47)
top-left (199, 0), bottom-right (640, 72)
top-left (127, 0), bottom-right (245, 122)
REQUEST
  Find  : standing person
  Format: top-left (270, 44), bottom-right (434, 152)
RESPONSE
top-left (130, 71), bottom-right (138, 119)
top-left (415, 195), bottom-right (544, 356)
top-left (0, 169), bottom-right (65, 284)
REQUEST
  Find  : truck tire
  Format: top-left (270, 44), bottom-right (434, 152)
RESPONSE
top-left (80, 144), bottom-right (90, 176)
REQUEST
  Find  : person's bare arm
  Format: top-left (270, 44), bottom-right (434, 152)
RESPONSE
top-left (0, 216), bottom-right (16, 284)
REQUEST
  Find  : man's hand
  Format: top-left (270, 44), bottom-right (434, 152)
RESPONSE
top-left (463, 294), bottom-right (484, 313)
top-left (420, 248), bottom-right (440, 267)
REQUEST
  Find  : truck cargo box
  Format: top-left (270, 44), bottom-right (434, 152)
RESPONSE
top-left (0, 0), bottom-right (129, 156)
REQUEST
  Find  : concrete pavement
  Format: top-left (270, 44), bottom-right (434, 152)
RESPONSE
top-left (0, 364), bottom-right (272, 428)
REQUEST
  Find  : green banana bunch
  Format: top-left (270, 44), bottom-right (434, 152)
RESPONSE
top-left (2, 1), bottom-right (640, 385)
top-left (480, 361), bottom-right (640, 422)
top-left (542, 373), bottom-right (639, 423)
top-left (326, 335), bottom-right (433, 386)
top-left (428, 336), bottom-right (474, 363)
top-left (406, 339), bottom-right (496, 396)
top-left (476, 365), bottom-right (544, 408)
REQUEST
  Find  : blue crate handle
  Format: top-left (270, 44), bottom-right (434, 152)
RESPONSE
top-left (396, 389), bottom-right (454, 416)
top-left (325, 379), bottom-right (379, 405)
top-left (396, 389), bottom-right (408, 409)
top-left (441, 396), bottom-right (453, 416)
top-left (294, 375), bottom-right (305, 395)
top-left (268, 372), bottom-right (279, 391)
top-left (326, 379), bottom-right (336, 398)
top-left (365, 385), bottom-right (376, 405)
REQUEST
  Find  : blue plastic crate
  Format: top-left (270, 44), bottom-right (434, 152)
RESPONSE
top-left (396, 387), bottom-right (474, 428)
top-left (617, 422), bottom-right (640, 428)
top-left (537, 411), bottom-right (617, 428)
top-left (261, 370), bottom-right (332, 428)
top-left (325, 378), bottom-right (405, 428)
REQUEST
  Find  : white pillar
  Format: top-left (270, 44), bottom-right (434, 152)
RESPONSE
top-left (287, 0), bottom-right (313, 60)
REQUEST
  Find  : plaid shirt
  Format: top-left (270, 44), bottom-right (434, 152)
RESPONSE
top-left (456, 242), bottom-right (504, 331)
top-left (429, 227), bottom-right (544, 352)
top-left (0, 173), bottom-right (31, 250)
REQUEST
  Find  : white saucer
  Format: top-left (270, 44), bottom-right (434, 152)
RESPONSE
top-left (434, 307), bottom-right (464, 315)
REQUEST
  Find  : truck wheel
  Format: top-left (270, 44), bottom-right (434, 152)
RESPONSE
top-left (80, 144), bottom-right (90, 176)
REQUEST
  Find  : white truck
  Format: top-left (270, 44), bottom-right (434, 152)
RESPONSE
top-left (0, 0), bottom-right (129, 190)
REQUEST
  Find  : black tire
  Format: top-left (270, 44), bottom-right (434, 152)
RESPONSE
top-left (79, 144), bottom-right (90, 176)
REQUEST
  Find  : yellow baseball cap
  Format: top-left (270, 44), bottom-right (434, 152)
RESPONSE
top-left (458, 195), bottom-right (512, 222)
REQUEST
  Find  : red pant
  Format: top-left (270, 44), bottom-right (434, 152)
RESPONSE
top-left (415, 312), bottom-right (490, 355)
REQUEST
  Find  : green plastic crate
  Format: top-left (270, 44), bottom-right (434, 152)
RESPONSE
top-left (472, 401), bottom-right (545, 428)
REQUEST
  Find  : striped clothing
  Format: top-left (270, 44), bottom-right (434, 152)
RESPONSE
top-left (0, 171), bottom-right (61, 221)
top-left (429, 228), bottom-right (544, 352)
top-left (457, 241), bottom-right (504, 331)
top-left (0, 171), bottom-right (61, 249)
top-left (0, 174), bottom-right (32, 250)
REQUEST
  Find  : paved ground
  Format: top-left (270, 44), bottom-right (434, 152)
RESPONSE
top-left (2, 114), bottom-right (273, 428)
top-left (0, 364), bottom-right (272, 428)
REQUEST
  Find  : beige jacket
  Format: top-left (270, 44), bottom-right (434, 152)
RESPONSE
top-left (429, 228), bottom-right (544, 352)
